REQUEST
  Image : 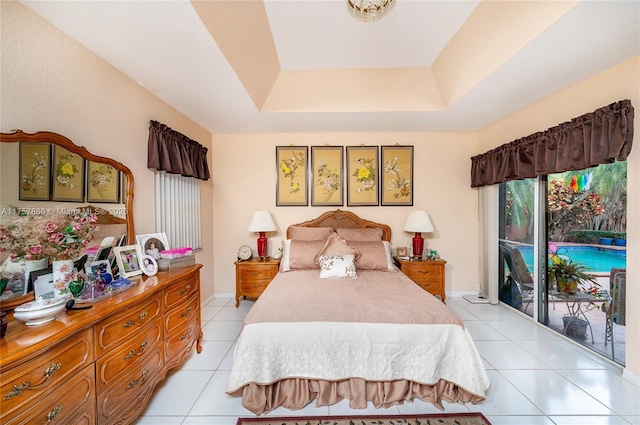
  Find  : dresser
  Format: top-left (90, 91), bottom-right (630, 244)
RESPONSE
top-left (394, 257), bottom-right (447, 303)
top-left (0, 264), bottom-right (202, 425)
top-left (234, 258), bottom-right (280, 307)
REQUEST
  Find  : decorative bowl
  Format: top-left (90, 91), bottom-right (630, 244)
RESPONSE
top-left (13, 297), bottom-right (67, 326)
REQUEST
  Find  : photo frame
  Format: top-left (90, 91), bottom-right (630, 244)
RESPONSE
top-left (89, 260), bottom-right (114, 283)
top-left (396, 246), bottom-right (408, 257)
top-left (87, 161), bottom-right (120, 203)
top-left (19, 142), bottom-right (51, 201)
top-left (381, 145), bottom-right (413, 206)
top-left (113, 244), bottom-right (143, 278)
top-left (140, 255), bottom-right (158, 277)
top-left (346, 146), bottom-right (379, 206)
top-left (52, 145), bottom-right (85, 202)
top-left (276, 146), bottom-right (308, 206)
top-left (135, 233), bottom-right (169, 260)
top-left (311, 146), bottom-right (343, 206)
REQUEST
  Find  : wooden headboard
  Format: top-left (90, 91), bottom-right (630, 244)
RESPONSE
top-left (287, 209), bottom-right (391, 242)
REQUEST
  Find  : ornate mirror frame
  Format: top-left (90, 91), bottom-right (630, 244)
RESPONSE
top-left (0, 130), bottom-right (135, 308)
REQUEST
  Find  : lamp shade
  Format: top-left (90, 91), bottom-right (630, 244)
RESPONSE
top-left (404, 211), bottom-right (433, 233)
top-left (248, 211), bottom-right (277, 232)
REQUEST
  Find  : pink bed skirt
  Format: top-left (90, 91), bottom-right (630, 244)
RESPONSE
top-left (227, 377), bottom-right (486, 415)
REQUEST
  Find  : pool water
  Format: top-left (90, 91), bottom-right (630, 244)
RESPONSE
top-left (517, 245), bottom-right (626, 273)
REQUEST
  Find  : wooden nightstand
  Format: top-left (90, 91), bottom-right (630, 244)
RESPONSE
top-left (394, 257), bottom-right (447, 303)
top-left (234, 258), bottom-right (280, 307)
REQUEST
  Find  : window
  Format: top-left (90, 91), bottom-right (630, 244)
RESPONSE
top-left (154, 171), bottom-right (201, 250)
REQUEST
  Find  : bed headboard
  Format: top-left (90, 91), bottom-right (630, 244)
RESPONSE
top-left (287, 209), bottom-right (391, 241)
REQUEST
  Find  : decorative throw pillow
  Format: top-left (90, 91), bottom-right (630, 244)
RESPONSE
top-left (314, 232), bottom-right (360, 265)
top-left (347, 241), bottom-right (393, 270)
top-left (318, 254), bottom-right (357, 279)
top-left (280, 239), bottom-right (326, 272)
top-left (336, 227), bottom-right (383, 241)
top-left (288, 226), bottom-right (334, 241)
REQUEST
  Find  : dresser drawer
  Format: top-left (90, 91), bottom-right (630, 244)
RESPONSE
top-left (165, 314), bottom-right (200, 363)
top-left (406, 265), bottom-right (442, 283)
top-left (163, 276), bottom-right (198, 311)
top-left (3, 364), bottom-right (94, 425)
top-left (164, 292), bottom-right (199, 335)
top-left (240, 280), bottom-right (270, 295)
top-left (0, 329), bottom-right (94, 421)
top-left (95, 295), bottom-right (162, 357)
top-left (97, 344), bottom-right (163, 425)
top-left (95, 317), bottom-right (163, 394)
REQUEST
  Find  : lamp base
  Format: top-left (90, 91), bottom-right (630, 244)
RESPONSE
top-left (257, 256), bottom-right (270, 261)
top-left (412, 233), bottom-right (424, 260)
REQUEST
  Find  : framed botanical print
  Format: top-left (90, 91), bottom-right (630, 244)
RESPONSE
top-left (311, 146), bottom-right (344, 207)
top-left (381, 145), bottom-right (413, 206)
top-left (276, 146), bottom-right (308, 206)
top-left (19, 142), bottom-right (51, 201)
top-left (346, 146), bottom-right (379, 206)
top-left (87, 161), bottom-right (120, 203)
top-left (52, 145), bottom-right (85, 202)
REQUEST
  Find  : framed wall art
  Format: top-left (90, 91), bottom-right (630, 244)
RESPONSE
top-left (276, 146), bottom-right (308, 206)
top-left (381, 145), bottom-right (413, 206)
top-left (52, 145), bottom-right (85, 202)
top-left (346, 146), bottom-right (379, 206)
top-left (87, 161), bottom-right (120, 203)
top-left (19, 142), bottom-right (51, 201)
top-left (113, 244), bottom-right (143, 278)
top-left (311, 146), bottom-right (343, 206)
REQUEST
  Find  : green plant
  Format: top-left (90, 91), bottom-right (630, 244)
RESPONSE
top-left (548, 256), bottom-right (599, 295)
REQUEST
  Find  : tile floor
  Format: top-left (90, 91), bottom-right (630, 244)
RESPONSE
top-left (134, 296), bottom-right (640, 425)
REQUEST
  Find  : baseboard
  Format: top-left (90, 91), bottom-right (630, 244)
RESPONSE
top-left (623, 368), bottom-right (640, 386)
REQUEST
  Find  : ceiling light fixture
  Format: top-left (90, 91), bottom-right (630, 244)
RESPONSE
top-left (347, 0), bottom-right (396, 22)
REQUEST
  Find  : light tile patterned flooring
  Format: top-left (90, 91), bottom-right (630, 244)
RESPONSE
top-left (134, 296), bottom-right (640, 425)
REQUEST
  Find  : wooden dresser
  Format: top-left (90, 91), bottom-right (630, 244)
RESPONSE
top-left (394, 257), bottom-right (447, 303)
top-left (234, 258), bottom-right (280, 307)
top-left (0, 264), bottom-right (202, 425)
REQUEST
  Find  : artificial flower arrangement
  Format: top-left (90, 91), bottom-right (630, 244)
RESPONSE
top-left (0, 208), bottom-right (98, 262)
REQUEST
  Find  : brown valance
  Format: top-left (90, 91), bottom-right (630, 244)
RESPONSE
top-left (147, 120), bottom-right (210, 180)
top-left (470, 99), bottom-right (634, 187)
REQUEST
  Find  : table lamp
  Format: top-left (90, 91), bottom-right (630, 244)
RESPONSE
top-left (248, 211), bottom-right (277, 259)
top-left (404, 211), bottom-right (433, 259)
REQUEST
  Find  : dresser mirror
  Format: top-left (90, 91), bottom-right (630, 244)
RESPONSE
top-left (0, 130), bottom-right (135, 309)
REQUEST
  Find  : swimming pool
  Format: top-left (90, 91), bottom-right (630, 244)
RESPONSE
top-left (517, 245), bottom-right (626, 273)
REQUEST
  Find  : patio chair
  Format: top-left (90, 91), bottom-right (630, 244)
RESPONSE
top-left (604, 268), bottom-right (626, 359)
top-left (500, 242), bottom-right (535, 314)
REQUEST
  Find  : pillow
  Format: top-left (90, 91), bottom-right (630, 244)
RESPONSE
top-left (280, 239), bottom-right (326, 272)
top-left (336, 227), bottom-right (383, 241)
top-left (288, 226), bottom-right (334, 241)
top-left (348, 241), bottom-right (395, 271)
top-left (318, 254), bottom-right (357, 279)
top-left (314, 232), bottom-right (359, 265)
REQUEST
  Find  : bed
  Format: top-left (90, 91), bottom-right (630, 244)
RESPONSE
top-left (226, 210), bottom-right (490, 415)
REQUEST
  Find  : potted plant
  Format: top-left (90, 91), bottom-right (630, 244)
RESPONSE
top-left (548, 256), bottom-right (599, 295)
top-left (599, 236), bottom-right (613, 245)
top-left (614, 234), bottom-right (626, 246)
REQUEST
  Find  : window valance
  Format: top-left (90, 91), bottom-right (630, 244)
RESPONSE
top-left (470, 99), bottom-right (634, 188)
top-left (147, 120), bottom-right (210, 181)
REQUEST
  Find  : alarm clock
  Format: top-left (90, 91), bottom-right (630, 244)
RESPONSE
top-left (237, 245), bottom-right (252, 261)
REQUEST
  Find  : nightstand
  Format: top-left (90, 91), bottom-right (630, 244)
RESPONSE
top-left (394, 257), bottom-right (447, 303)
top-left (234, 258), bottom-right (280, 307)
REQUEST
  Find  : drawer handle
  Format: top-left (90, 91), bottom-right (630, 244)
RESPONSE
top-left (179, 328), bottom-right (192, 341)
top-left (125, 369), bottom-right (149, 391)
top-left (250, 284), bottom-right (261, 289)
top-left (417, 270), bottom-right (431, 274)
top-left (179, 307), bottom-right (193, 318)
top-left (124, 340), bottom-right (148, 360)
top-left (178, 285), bottom-right (192, 296)
top-left (45, 405), bottom-right (63, 423)
top-left (250, 271), bottom-right (263, 276)
top-left (123, 311), bottom-right (148, 328)
top-left (3, 363), bottom-right (61, 400)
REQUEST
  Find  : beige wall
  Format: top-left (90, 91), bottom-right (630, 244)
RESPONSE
top-left (211, 133), bottom-right (480, 296)
top-left (0, 2), bottom-right (215, 301)
top-left (478, 55), bottom-right (640, 379)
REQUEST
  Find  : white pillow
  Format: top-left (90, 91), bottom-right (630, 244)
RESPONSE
top-left (318, 254), bottom-right (357, 279)
top-left (382, 241), bottom-right (397, 271)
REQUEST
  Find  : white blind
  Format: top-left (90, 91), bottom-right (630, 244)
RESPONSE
top-left (154, 171), bottom-right (201, 250)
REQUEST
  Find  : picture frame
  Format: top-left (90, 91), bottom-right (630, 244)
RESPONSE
top-left (380, 145), bottom-right (414, 206)
top-left (89, 260), bottom-right (114, 283)
top-left (52, 145), bottom-right (85, 202)
top-left (346, 146), bottom-right (379, 206)
top-left (19, 142), bottom-right (51, 201)
top-left (276, 146), bottom-right (308, 206)
top-left (140, 255), bottom-right (159, 277)
top-left (135, 232), bottom-right (169, 260)
top-left (113, 244), bottom-right (143, 278)
top-left (311, 146), bottom-right (344, 206)
top-left (87, 161), bottom-right (120, 203)
top-left (396, 246), bottom-right (408, 257)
